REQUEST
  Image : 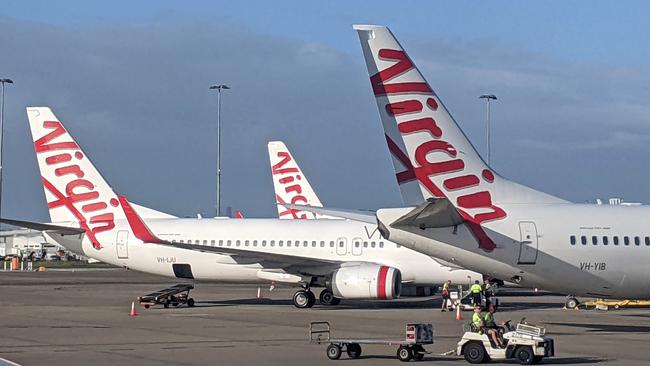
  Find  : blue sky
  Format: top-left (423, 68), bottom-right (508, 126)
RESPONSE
top-left (2, 1), bottom-right (650, 220)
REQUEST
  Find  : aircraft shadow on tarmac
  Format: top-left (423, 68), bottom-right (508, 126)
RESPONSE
top-left (189, 298), bottom-right (442, 310)
top-left (545, 322), bottom-right (650, 333)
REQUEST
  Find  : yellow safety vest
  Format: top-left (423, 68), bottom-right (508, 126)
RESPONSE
top-left (443, 282), bottom-right (449, 291)
top-left (470, 284), bottom-right (482, 293)
top-left (484, 312), bottom-right (495, 327)
top-left (472, 312), bottom-right (483, 327)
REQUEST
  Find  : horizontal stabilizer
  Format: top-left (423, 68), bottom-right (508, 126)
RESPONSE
top-left (390, 198), bottom-right (465, 229)
top-left (0, 218), bottom-right (85, 235)
top-left (281, 204), bottom-right (376, 224)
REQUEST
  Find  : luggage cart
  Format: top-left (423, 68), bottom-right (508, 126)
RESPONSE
top-left (138, 284), bottom-right (195, 309)
top-left (309, 321), bottom-right (433, 362)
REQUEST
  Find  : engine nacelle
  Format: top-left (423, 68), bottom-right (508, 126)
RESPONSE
top-left (331, 264), bottom-right (401, 300)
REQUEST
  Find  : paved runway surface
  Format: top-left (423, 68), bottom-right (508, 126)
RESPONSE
top-left (0, 270), bottom-right (648, 365)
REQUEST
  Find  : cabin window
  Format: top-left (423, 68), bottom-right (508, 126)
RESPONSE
top-left (236, 240), bottom-right (241, 247)
top-left (245, 240), bottom-right (250, 247)
top-left (312, 241), bottom-right (317, 247)
top-left (303, 241), bottom-right (308, 247)
top-left (179, 240), bottom-right (184, 243)
top-left (320, 241), bottom-right (325, 247)
top-left (329, 241), bottom-right (334, 247)
top-left (270, 240), bottom-right (275, 247)
top-left (202, 240), bottom-right (207, 245)
top-left (570, 236), bottom-right (576, 245)
top-left (580, 236), bottom-right (587, 245)
top-left (592, 236), bottom-right (597, 245)
top-left (602, 236), bottom-right (608, 245)
top-left (278, 240), bottom-right (283, 247)
top-left (363, 241), bottom-right (368, 248)
top-left (219, 240), bottom-right (223, 246)
top-left (195, 240), bottom-right (200, 245)
top-left (211, 240), bottom-right (215, 246)
top-left (227, 240), bottom-right (232, 247)
top-left (371, 241), bottom-right (376, 248)
top-left (354, 241), bottom-right (360, 248)
top-left (262, 240), bottom-right (267, 247)
top-left (624, 236), bottom-right (630, 246)
top-left (613, 236), bottom-right (619, 245)
top-left (287, 240), bottom-right (291, 247)
top-left (253, 240), bottom-right (258, 247)
top-left (646, 237), bottom-right (650, 246)
top-left (379, 242), bottom-right (384, 248)
top-left (634, 236), bottom-right (640, 246)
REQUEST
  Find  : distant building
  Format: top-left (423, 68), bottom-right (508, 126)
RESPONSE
top-left (0, 229), bottom-right (61, 259)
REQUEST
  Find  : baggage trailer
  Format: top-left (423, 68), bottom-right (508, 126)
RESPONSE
top-left (138, 284), bottom-right (195, 309)
top-left (309, 321), bottom-right (433, 362)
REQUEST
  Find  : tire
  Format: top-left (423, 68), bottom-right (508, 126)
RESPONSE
top-left (514, 346), bottom-right (535, 365)
top-left (463, 342), bottom-right (486, 364)
top-left (346, 343), bottom-right (362, 359)
top-left (144, 304), bottom-right (150, 309)
top-left (319, 289), bottom-right (340, 306)
top-left (413, 345), bottom-right (425, 361)
top-left (187, 298), bottom-right (195, 307)
top-left (397, 345), bottom-right (412, 362)
top-left (326, 344), bottom-right (342, 360)
top-left (293, 290), bottom-right (310, 308)
top-left (565, 297), bottom-right (579, 309)
top-left (306, 291), bottom-right (316, 308)
top-left (163, 301), bottom-right (170, 309)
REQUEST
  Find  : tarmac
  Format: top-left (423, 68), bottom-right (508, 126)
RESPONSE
top-left (0, 269), bottom-right (649, 366)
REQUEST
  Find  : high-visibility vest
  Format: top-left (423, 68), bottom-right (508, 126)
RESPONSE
top-left (470, 284), bottom-right (482, 293)
top-left (442, 282), bottom-right (449, 291)
top-left (484, 312), bottom-right (495, 327)
top-left (472, 312), bottom-right (483, 327)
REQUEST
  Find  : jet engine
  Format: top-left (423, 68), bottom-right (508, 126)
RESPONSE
top-left (330, 263), bottom-right (401, 299)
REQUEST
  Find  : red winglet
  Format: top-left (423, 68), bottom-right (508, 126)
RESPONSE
top-left (118, 196), bottom-right (164, 244)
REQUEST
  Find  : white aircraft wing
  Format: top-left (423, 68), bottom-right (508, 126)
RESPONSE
top-left (280, 204), bottom-right (377, 224)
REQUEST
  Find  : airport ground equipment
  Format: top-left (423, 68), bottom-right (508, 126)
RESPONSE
top-left (457, 319), bottom-right (554, 364)
top-left (452, 290), bottom-right (499, 311)
top-left (582, 299), bottom-right (650, 310)
top-left (309, 321), bottom-right (432, 362)
top-left (137, 284), bottom-right (195, 309)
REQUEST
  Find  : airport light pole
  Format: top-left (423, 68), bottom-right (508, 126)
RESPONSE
top-left (0, 78), bottom-right (14, 227)
top-left (209, 84), bottom-right (230, 217)
top-left (479, 94), bottom-right (497, 166)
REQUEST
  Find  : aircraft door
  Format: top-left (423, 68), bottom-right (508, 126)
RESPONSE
top-left (336, 237), bottom-right (347, 256)
top-left (116, 230), bottom-right (129, 259)
top-left (352, 237), bottom-right (363, 256)
top-left (517, 221), bottom-right (538, 264)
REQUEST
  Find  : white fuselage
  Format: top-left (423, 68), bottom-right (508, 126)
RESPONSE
top-left (57, 217), bottom-right (481, 287)
top-left (379, 203), bottom-right (650, 299)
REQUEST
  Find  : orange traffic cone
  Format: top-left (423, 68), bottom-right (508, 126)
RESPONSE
top-left (129, 301), bottom-right (138, 317)
top-left (256, 287), bottom-right (262, 299)
top-left (455, 304), bottom-right (463, 321)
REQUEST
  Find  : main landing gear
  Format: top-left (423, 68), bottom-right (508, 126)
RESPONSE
top-left (319, 289), bottom-right (341, 306)
top-left (293, 288), bottom-right (316, 308)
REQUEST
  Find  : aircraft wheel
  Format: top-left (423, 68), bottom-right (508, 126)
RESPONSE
top-left (565, 297), bottom-right (579, 309)
top-left (306, 290), bottom-right (316, 307)
top-left (293, 290), bottom-right (311, 308)
top-left (397, 345), bottom-right (412, 362)
top-left (326, 344), bottom-right (342, 360)
top-left (187, 298), bottom-right (195, 307)
top-left (319, 289), bottom-right (340, 305)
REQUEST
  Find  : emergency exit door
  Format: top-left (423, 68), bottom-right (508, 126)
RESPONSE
top-left (116, 230), bottom-right (129, 259)
top-left (517, 222), bottom-right (538, 264)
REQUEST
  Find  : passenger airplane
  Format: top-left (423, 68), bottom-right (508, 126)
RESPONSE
top-left (347, 25), bottom-right (650, 305)
top-left (3, 107), bottom-right (481, 309)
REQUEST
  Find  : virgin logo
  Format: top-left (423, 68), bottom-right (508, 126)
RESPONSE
top-left (372, 49), bottom-right (506, 252)
top-left (34, 121), bottom-right (117, 250)
top-left (271, 151), bottom-right (316, 219)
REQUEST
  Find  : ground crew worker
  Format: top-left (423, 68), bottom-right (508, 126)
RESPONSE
top-left (472, 305), bottom-right (484, 332)
top-left (441, 280), bottom-right (452, 312)
top-left (483, 304), bottom-right (505, 348)
top-left (470, 280), bottom-right (482, 306)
